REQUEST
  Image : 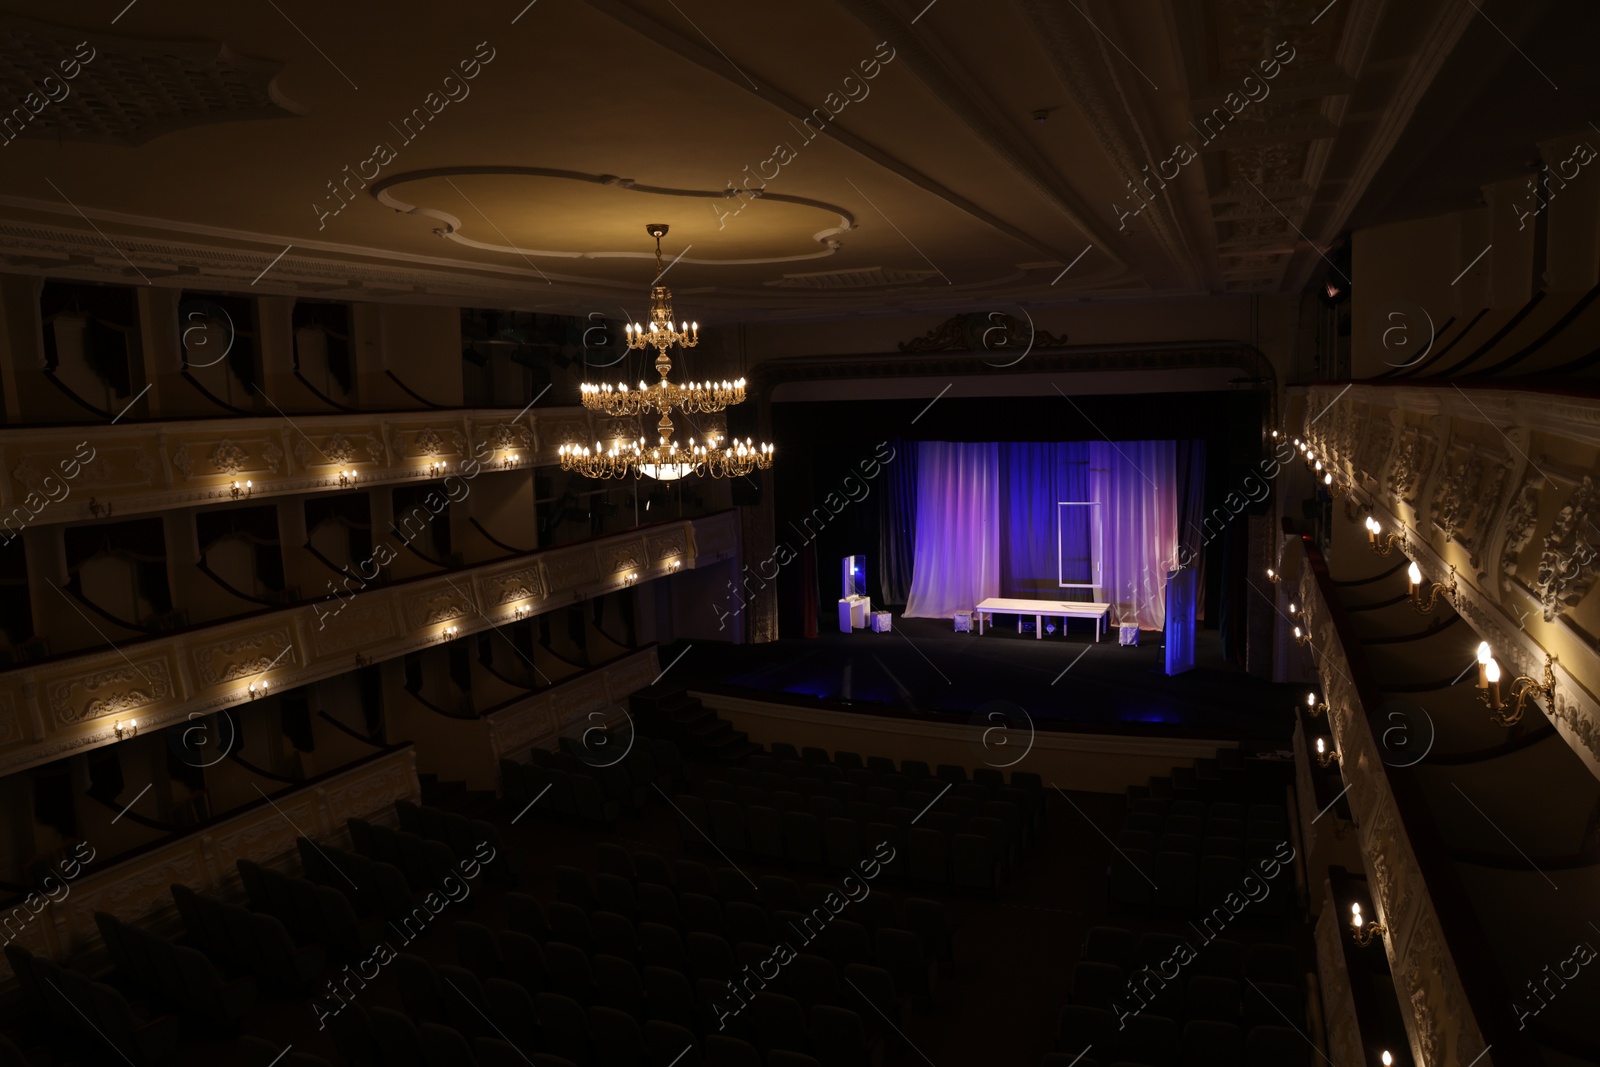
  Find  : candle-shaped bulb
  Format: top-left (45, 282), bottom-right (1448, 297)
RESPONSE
top-left (1307, 692), bottom-right (1316, 707)
top-left (1316, 738), bottom-right (1325, 754)
top-left (1486, 658), bottom-right (1501, 684)
top-left (1477, 641), bottom-right (1491, 664)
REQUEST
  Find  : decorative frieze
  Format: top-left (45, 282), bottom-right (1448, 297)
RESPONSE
top-left (0, 512), bottom-right (737, 775)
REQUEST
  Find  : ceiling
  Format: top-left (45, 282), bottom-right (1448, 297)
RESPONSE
top-left (0, 0), bottom-right (1565, 321)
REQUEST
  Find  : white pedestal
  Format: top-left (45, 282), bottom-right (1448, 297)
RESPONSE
top-left (838, 595), bottom-right (871, 633)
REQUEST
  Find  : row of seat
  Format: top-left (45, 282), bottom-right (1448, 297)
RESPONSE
top-left (94, 911), bottom-right (255, 1028)
top-left (238, 858), bottom-right (384, 959)
top-left (395, 945), bottom-right (885, 1067)
top-left (1047, 1017), bottom-right (1311, 1067)
top-left (734, 760), bottom-right (1044, 839)
top-left (297, 836), bottom-right (418, 922)
top-left (1080, 928), bottom-right (1299, 985)
top-left (500, 890), bottom-right (936, 1008)
top-left (1069, 965), bottom-right (1303, 1032)
top-left (711, 776), bottom-right (1036, 859)
top-left (318, 998), bottom-right (858, 1067)
top-left (581, 850), bottom-right (957, 967)
top-left (4, 944), bottom-right (180, 1066)
top-left (753, 744), bottom-right (1042, 794)
top-left (672, 794), bottom-right (1008, 891)
top-left (347, 817), bottom-right (472, 895)
top-left (170, 884), bottom-right (325, 993)
top-left (397, 800), bottom-right (514, 885)
top-left (554, 732), bottom-right (687, 790)
top-left (501, 760), bottom-right (630, 828)
top-left (1127, 798), bottom-right (1286, 827)
top-left (441, 916), bottom-right (911, 1054)
top-left (1108, 849), bottom-right (1293, 917)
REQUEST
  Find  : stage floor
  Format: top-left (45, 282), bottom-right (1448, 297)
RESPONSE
top-left (670, 617), bottom-right (1299, 744)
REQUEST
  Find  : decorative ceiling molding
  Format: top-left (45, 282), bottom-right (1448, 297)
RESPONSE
top-left (577, 0), bottom-right (1122, 277)
top-left (370, 166), bottom-right (855, 264)
top-left (1010, 0), bottom-right (1210, 291)
top-left (0, 15), bottom-right (303, 147)
top-left (765, 266), bottom-right (938, 289)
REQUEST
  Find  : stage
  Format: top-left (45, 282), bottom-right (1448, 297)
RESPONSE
top-left (669, 617), bottom-right (1298, 745)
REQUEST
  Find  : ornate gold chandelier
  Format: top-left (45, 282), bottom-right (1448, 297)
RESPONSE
top-left (560, 224), bottom-right (773, 481)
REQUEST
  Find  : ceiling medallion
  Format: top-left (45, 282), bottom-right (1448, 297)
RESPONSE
top-left (559, 224), bottom-right (774, 481)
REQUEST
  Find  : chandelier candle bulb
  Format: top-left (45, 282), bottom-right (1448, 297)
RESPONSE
top-left (1477, 642), bottom-right (1491, 687)
top-left (1407, 562), bottom-right (1421, 595)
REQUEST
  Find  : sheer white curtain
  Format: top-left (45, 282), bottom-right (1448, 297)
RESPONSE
top-left (1090, 440), bottom-right (1178, 629)
top-left (903, 442), bottom-right (1000, 618)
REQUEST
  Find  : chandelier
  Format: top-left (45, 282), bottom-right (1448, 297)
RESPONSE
top-left (559, 224), bottom-right (774, 481)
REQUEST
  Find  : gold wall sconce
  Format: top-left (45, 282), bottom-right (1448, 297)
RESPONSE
top-left (1477, 644), bottom-right (1558, 727)
top-left (1364, 517), bottom-right (1406, 557)
top-left (1350, 902), bottom-right (1385, 946)
top-left (1316, 737), bottom-right (1341, 766)
top-left (1305, 692), bottom-right (1328, 717)
top-left (1406, 562), bottom-right (1457, 614)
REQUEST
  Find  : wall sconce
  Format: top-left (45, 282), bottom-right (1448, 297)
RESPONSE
top-left (231, 479), bottom-right (253, 500)
top-left (1350, 902), bottom-right (1385, 946)
top-left (1323, 472), bottom-right (1348, 499)
top-left (670, 559), bottom-right (682, 571)
top-left (1477, 647), bottom-right (1558, 727)
top-left (88, 498), bottom-right (113, 519)
top-left (1316, 737), bottom-right (1341, 766)
top-left (428, 460), bottom-right (447, 478)
top-left (114, 718), bottom-right (138, 740)
top-left (1293, 625), bottom-right (1311, 647)
top-left (1266, 566), bottom-right (1278, 583)
top-left (501, 452), bottom-right (520, 470)
top-left (622, 571), bottom-right (638, 586)
top-left (248, 679), bottom-right (269, 700)
top-left (1406, 562), bottom-right (1457, 614)
top-left (354, 651), bottom-right (370, 668)
top-left (339, 469), bottom-right (357, 488)
top-left (1364, 517), bottom-right (1406, 557)
top-left (441, 624), bottom-right (459, 641)
top-left (1288, 600), bottom-right (1302, 623)
top-left (1305, 692), bottom-right (1328, 717)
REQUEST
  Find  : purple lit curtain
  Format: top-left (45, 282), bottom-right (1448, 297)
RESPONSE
top-left (903, 442), bottom-right (1000, 618)
top-left (999, 443), bottom-right (1092, 599)
top-left (1090, 440), bottom-right (1179, 629)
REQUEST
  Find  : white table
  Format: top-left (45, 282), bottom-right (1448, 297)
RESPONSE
top-left (974, 597), bottom-right (1112, 641)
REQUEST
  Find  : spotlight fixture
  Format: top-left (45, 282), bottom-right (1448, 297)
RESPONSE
top-left (1350, 902), bottom-right (1385, 946)
top-left (1305, 692), bottom-right (1328, 717)
top-left (114, 718), bottom-right (138, 740)
top-left (1364, 517), bottom-right (1407, 557)
top-left (1476, 646), bottom-right (1558, 727)
top-left (1406, 562), bottom-right (1457, 614)
top-left (231, 479), bottom-right (253, 500)
top-left (1315, 737), bottom-right (1341, 766)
